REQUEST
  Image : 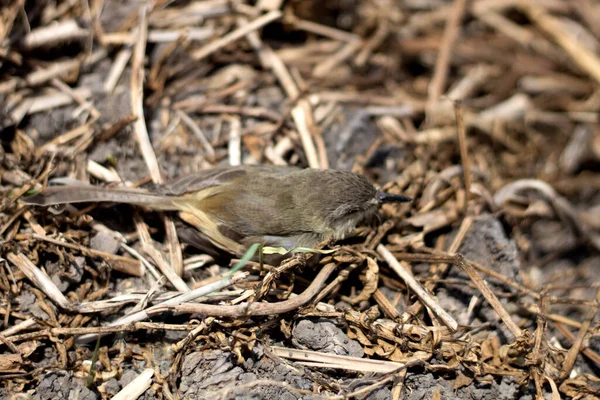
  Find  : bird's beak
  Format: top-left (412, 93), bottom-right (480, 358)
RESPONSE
top-left (376, 191), bottom-right (412, 204)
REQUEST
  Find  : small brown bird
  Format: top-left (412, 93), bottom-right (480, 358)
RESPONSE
top-left (23, 165), bottom-right (411, 258)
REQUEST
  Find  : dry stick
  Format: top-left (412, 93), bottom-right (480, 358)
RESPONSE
top-left (554, 322), bottom-right (600, 367)
top-left (447, 64), bottom-right (501, 100)
top-left (533, 299), bottom-right (560, 398)
top-left (257, 0), bottom-right (283, 11)
top-left (314, 263), bottom-right (358, 305)
top-left (22, 19), bottom-right (88, 49)
top-left (0, 318), bottom-right (37, 337)
top-left (51, 78), bottom-right (100, 120)
top-left (403, 217), bottom-right (473, 323)
top-left (341, 361), bottom-right (425, 400)
top-left (228, 116), bottom-right (242, 166)
top-left (2, 164), bottom-right (51, 211)
top-left (270, 346), bottom-right (420, 373)
top-left (0, 79), bottom-right (18, 94)
top-left (356, 20), bottom-right (389, 66)
top-left (532, 309), bottom-right (583, 330)
top-left (391, 252), bottom-right (457, 265)
top-left (0, 333), bottom-right (19, 353)
top-left (473, 9), bottom-right (565, 67)
top-left (0, 310), bottom-right (30, 331)
top-left (455, 254), bottom-right (523, 340)
top-left (103, 47), bottom-right (132, 93)
top-left (177, 110), bottom-right (216, 158)
top-left (311, 305), bottom-right (440, 341)
top-left (134, 215), bottom-right (188, 293)
top-left (291, 100), bottom-right (321, 169)
top-left (522, 4), bottom-right (600, 86)
top-left (131, 7), bottom-right (159, 182)
top-left (112, 368), bottom-right (154, 400)
top-left (97, 114), bottom-right (138, 143)
top-left (22, 211), bottom-right (45, 237)
top-left (35, 123), bottom-right (93, 157)
top-left (392, 252), bottom-right (556, 310)
top-left (87, 159), bottom-right (121, 183)
top-left (313, 91), bottom-right (423, 108)
top-left (574, 0), bottom-right (600, 39)
top-left (192, 10), bottom-right (282, 60)
top-left (291, 69), bottom-right (330, 169)
top-left (391, 370), bottom-right (407, 400)
top-left (241, 16), bottom-right (321, 168)
top-left (377, 245), bottom-right (458, 331)
top-left (0, 206), bottom-right (27, 237)
top-left (102, 28), bottom-right (214, 45)
top-left (7, 322), bottom-right (195, 343)
top-left (312, 39), bottom-right (362, 78)
top-left (32, 234), bottom-right (142, 277)
top-left (454, 101), bottom-right (471, 214)
top-left (7, 253), bottom-right (74, 311)
top-left (530, 294), bottom-right (547, 370)
top-left (286, 15), bottom-right (359, 42)
top-left (243, 24), bottom-right (298, 98)
top-left (373, 289), bottom-right (402, 320)
top-left (175, 103), bottom-right (281, 122)
top-left (75, 271), bottom-right (247, 344)
top-left (10, 87), bottom-right (93, 124)
top-left (130, 5), bottom-right (184, 279)
top-left (151, 263), bottom-right (337, 317)
top-left (0, 0), bottom-right (23, 43)
top-left (427, 0), bottom-right (468, 104)
top-left (468, 258), bottom-right (538, 299)
top-left (171, 320), bottom-right (210, 354)
top-left (168, 319), bottom-right (212, 394)
top-left (559, 289), bottom-right (600, 380)
top-left (25, 58), bottom-right (80, 86)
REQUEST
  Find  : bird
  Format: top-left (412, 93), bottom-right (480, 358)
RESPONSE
top-left (23, 165), bottom-right (411, 259)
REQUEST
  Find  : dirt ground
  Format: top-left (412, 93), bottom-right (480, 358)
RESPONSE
top-left (0, 0), bottom-right (599, 399)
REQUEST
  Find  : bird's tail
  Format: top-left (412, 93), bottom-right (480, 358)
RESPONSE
top-left (22, 185), bottom-right (182, 210)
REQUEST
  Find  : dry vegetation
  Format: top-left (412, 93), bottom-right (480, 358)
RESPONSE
top-left (0, 0), bottom-right (599, 399)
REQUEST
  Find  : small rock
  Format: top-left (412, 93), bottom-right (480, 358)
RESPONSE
top-left (119, 369), bottom-right (139, 387)
top-left (100, 378), bottom-right (121, 397)
top-left (456, 214), bottom-right (521, 282)
top-left (90, 231), bottom-right (121, 255)
top-left (18, 291), bottom-right (54, 321)
top-left (531, 220), bottom-right (578, 254)
top-left (34, 371), bottom-right (97, 400)
top-left (323, 109), bottom-right (377, 171)
top-left (292, 319), bottom-right (364, 358)
top-left (47, 256), bottom-right (85, 292)
top-left (179, 350), bottom-right (244, 399)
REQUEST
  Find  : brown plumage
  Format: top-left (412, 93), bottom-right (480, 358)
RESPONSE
top-left (23, 165), bottom-right (411, 258)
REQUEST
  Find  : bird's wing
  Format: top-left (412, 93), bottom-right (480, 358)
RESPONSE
top-left (155, 165), bottom-right (300, 195)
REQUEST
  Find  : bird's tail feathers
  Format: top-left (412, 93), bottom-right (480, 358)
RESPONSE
top-left (22, 186), bottom-right (181, 210)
